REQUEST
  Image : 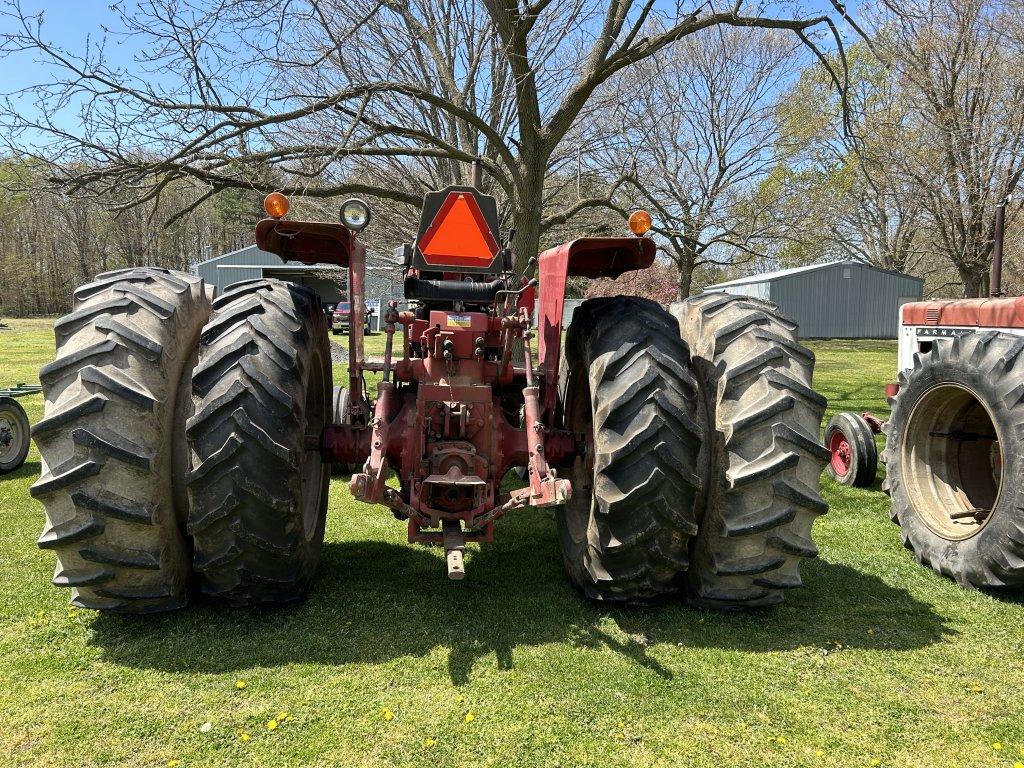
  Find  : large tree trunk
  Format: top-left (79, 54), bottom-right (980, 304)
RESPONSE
top-left (671, 241), bottom-right (697, 300)
top-left (513, 160), bottom-right (546, 273)
top-left (959, 263), bottom-right (988, 298)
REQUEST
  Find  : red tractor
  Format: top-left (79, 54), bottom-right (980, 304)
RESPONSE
top-left (827, 199), bottom-right (1024, 590)
top-left (32, 179), bottom-right (829, 612)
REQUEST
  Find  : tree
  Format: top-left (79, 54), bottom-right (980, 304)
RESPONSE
top-left (1, 0), bottom-right (854, 270)
top-left (594, 23), bottom-right (803, 297)
top-left (873, 0), bottom-right (1024, 296)
top-left (770, 43), bottom-right (931, 276)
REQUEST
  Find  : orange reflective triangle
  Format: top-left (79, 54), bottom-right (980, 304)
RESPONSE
top-left (420, 193), bottom-right (498, 267)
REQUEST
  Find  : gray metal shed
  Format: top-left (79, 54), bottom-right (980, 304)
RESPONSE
top-left (193, 245), bottom-right (347, 303)
top-left (703, 260), bottom-right (924, 339)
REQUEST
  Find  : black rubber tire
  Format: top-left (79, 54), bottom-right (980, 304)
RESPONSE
top-left (0, 396), bottom-right (30, 474)
top-left (187, 279), bottom-right (331, 607)
top-left (671, 294), bottom-right (830, 609)
top-left (824, 411), bottom-right (878, 487)
top-left (557, 296), bottom-right (705, 603)
top-left (882, 331), bottom-right (1024, 588)
top-left (31, 268), bottom-right (212, 612)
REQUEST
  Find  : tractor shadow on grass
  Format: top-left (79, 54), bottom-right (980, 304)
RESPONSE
top-left (87, 510), bottom-right (950, 684)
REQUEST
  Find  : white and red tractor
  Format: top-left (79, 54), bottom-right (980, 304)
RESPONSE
top-left (827, 199), bottom-right (1024, 590)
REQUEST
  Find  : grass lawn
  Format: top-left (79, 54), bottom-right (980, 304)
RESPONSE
top-left (2, 319), bottom-right (1023, 768)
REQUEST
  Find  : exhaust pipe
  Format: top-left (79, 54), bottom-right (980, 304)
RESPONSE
top-left (471, 158), bottom-right (483, 190)
top-left (990, 195), bottom-right (1010, 298)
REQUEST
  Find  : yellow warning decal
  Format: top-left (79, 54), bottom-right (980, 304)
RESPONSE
top-left (447, 313), bottom-right (473, 328)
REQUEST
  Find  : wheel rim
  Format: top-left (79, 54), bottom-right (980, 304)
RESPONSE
top-left (300, 350), bottom-right (327, 540)
top-left (0, 407), bottom-right (22, 465)
top-left (828, 429), bottom-right (852, 477)
top-left (902, 383), bottom-right (1002, 540)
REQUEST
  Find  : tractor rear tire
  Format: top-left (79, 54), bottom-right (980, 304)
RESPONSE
top-left (187, 279), bottom-right (331, 607)
top-left (671, 294), bottom-right (829, 609)
top-left (31, 268), bottom-right (212, 612)
top-left (0, 396), bottom-right (30, 475)
top-left (558, 296), bottom-right (705, 603)
top-left (882, 331), bottom-right (1024, 589)
top-left (825, 411), bottom-right (878, 487)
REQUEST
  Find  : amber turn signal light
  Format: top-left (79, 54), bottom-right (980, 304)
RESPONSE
top-left (264, 192), bottom-right (290, 219)
top-left (628, 209), bottom-right (652, 236)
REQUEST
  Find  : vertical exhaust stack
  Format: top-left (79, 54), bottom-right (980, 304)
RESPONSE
top-left (471, 158), bottom-right (483, 191)
top-left (990, 196), bottom-right (1010, 298)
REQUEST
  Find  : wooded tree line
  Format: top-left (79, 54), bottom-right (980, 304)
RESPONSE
top-left (0, 0), bottom-right (1021, 317)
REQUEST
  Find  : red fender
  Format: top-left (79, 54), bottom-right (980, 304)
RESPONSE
top-left (254, 218), bottom-right (356, 267)
top-left (536, 237), bottom-right (656, 413)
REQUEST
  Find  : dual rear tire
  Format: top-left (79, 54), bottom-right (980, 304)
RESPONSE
top-left (34, 270), bottom-right (330, 611)
top-left (558, 294), bottom-right (829, 607)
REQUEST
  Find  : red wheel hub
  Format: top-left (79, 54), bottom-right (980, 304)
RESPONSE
top-left (829, 430), bottom-right (852, 477)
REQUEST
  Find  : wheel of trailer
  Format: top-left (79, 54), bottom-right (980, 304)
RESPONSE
top-left (187, 279), bottom-right (331, 606)
top-left (31, 268), bottom-right (212, 612)
top-left (557, 296), bottom-right (705, 603)
top-left (330, 386), bottom-right (358, 475)
top-left (671, 294), bottom-right (830, 609)
top-left (0, 396), bottom-right (30, 475)
top-left (824, 412), bottom-right (878, 487)
top-left (882, 331), bottom-right (1024, 588)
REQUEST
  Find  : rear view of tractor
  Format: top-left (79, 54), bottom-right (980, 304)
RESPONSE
top-left (32, 174), bottom-right (829, 612)
top-left (829, 198), bottom-right (1024, 590)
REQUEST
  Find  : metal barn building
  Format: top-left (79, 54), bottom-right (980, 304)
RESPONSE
top-left (703, 260), bottom-right (924, 339)
top-left (193, 244), bottom-right (347, 301)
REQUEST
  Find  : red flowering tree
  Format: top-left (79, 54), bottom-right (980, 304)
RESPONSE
top-left (583, 261), bottom-right (680, 305)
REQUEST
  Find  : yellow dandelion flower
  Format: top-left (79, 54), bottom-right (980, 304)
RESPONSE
top-left (464, 712), bottom-right (475, 724)
top-left (869, 759), bottom-right (881, 767)
top-left (266, 719), bottom-right (279, 731)
top-left (236, 730), bottom-right (250, 742)
top-left (1014, 762), bottom-right (1023, 768)
top-left (815, 749), bottom-right (825, 758)
top-left (424, 737), bottom-right (437, 747)
top-left (235, 680), bottom-right (247, 690)
top-left (277, 711), bottom-right (291, 721)
top-left (775, 736), bottom-right (787, 745)
top-left (381, 707), bottom-right (394, 721)
top-left (168, 762), bottom-right (180, 768)
top-left (615, 732), bottom-right (625, 741)
top-left (993, 742), bottom-right (1004, 751)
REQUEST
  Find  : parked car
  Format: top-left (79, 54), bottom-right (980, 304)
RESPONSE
top-left (331, 301), bottom-right (373, 335)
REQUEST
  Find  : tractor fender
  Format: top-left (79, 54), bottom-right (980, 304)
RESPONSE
top-left (255, 218), bottom-right (357, 268)
top-left (536, 237), bottom-right (655, 413)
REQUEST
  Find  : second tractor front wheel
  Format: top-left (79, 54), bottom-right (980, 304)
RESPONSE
top-left (558, 296), bottom-right (705, 603)
top-left (824, 412), bottom-right (878, 487)
top-left (187, 279), bottom-right (331, 607)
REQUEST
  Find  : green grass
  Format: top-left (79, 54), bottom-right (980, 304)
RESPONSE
top-left (2, 321), bottom-right (1024, 767)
